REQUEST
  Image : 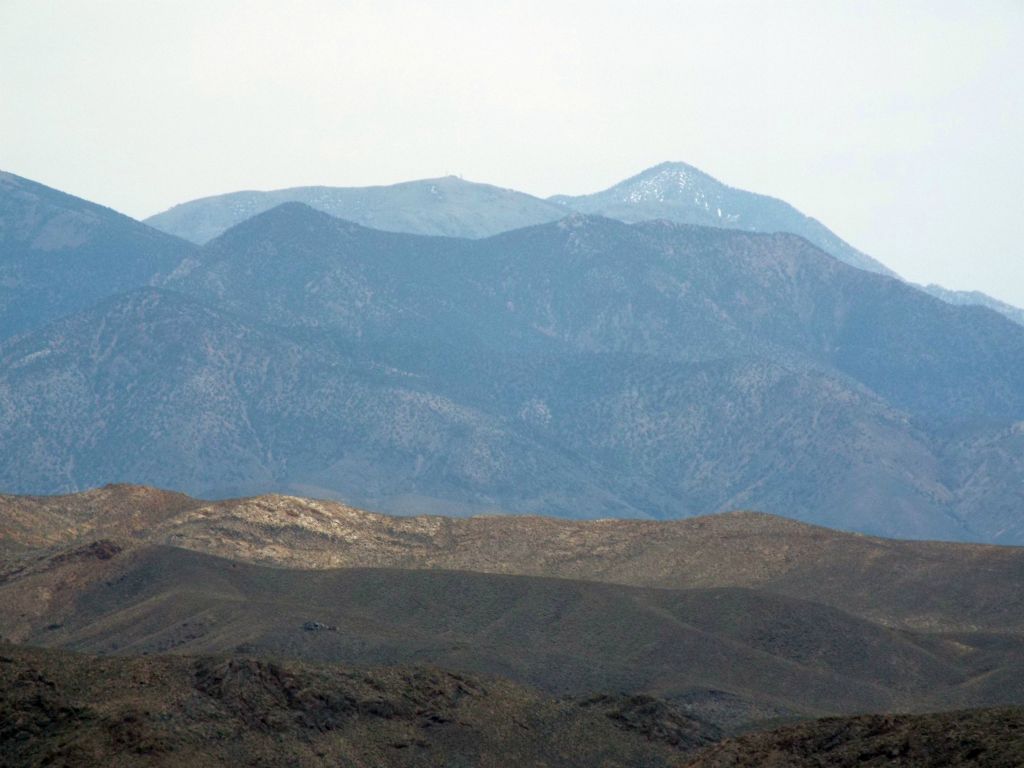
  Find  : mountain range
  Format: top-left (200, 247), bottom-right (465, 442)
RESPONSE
top-left (3, 173), bottom-right (1024, 541)
top-left (145, 174), bottom-right (568, 244)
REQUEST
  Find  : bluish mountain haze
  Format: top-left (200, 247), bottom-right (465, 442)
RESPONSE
top-left (3, 177), bottom-right (1024, 543)
top-left (919, 282), bottom-right (1024, 326)
top-left (144, 175), bottom-right (567, 244)
top-left (0, 171), bottom-right (196, 339)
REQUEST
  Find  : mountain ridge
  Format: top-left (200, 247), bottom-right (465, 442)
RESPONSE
top-left (145, 174), bottom-right (568, 244)
top-left (0, 642), bottom-right (717, 767)
top-left (142, 160), bottom-right (1024, 325)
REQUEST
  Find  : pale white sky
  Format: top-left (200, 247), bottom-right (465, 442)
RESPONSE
top-left (2, 1), bottom-right (1022, 304)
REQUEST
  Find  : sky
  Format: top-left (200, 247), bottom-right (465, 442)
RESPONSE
top-left (2, 1), bottom-right (1022, 305)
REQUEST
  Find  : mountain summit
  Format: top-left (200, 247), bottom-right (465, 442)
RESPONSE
top-left (550, 162), bottom-right (895, 277)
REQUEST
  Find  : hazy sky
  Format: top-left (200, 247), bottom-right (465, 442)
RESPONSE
top-left (2, 1), bottom-right (1022, 305)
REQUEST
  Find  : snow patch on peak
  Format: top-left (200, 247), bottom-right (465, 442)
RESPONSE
top-left (618, 165), bottom-right (725, 214)
top-left (622, 167), bottom-right (694, 204)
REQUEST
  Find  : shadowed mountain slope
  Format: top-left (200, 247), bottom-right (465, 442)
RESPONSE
top-left (176, 205), bottom-right (1024, 429)
top-left (0, 171), bottom-right (196, 339)
top-left (4, 642), bottom-right (1022, 768)
top-left (3, 485), bottom-right (1024, 634)
top-left (144, 175), bottom-right (568, 244)
top-left (464, 215), bottom-right (1024, 424)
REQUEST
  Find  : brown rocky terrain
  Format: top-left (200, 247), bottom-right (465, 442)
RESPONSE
top-left (4, 642), bottom-right (1023, 768)
top-left (2, 485), bottom-right (1024, 763)
top-left (683, 708), bottom-right (1024, 767)
top-left (0, 643), bottom-right (718, 767)
top-left (2, 539), bottom-right (1024, 723)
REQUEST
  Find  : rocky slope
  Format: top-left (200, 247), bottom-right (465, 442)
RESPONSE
top-left (4, 642), bottom-right (1022, 767)
top-left (0, 643), bottom-right (717, 767)
top-left (0, 289), bottom-right (608, 511)
top-left (684, 708), bottom-right (1024, 767)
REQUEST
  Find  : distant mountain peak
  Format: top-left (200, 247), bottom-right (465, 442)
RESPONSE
top-left (604, 162), bottom-right (730, 216)
top-left (0, 169), bottom-right (197, 339)
top-left (625, 160), bottom-right (707, 183)
top-left (554, 161), bottom-right (896, 277)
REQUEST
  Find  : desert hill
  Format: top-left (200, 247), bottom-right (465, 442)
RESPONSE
top-left (2, 486), bottom-right (1024, 752)
top-left (8, 540), bottom-right (1022, 719)
top-left (3, 485), bottom-right (1023, 633)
